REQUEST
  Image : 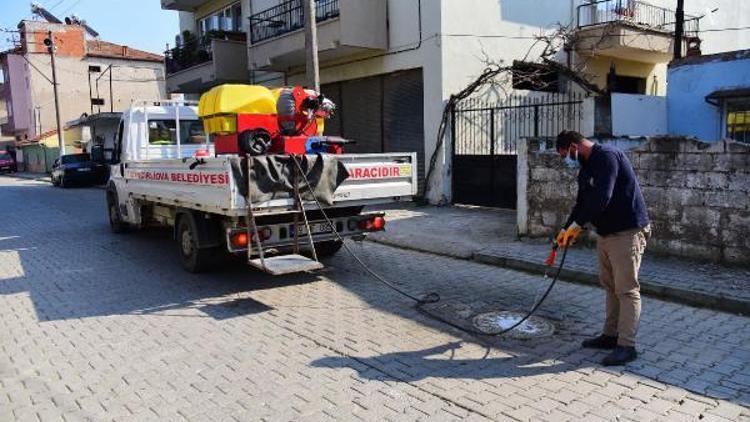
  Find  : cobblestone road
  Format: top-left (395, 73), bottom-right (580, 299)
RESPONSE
top-left (1, 176), bottom-right (749, 421)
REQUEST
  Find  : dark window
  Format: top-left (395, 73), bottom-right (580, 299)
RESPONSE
top-left (610, 75), bottom-right (647, 94)
top-left (512, 61), bottom-right (559, 93)
top-left (726, 101), bottom-right (750, 144)
top-left (61, 154), bottom-right (91, 164)
top-left (0, 152), bottom-right (12, 160)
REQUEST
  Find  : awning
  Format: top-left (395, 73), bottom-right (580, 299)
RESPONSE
top-left (705, 87), bottom-right (750, 106)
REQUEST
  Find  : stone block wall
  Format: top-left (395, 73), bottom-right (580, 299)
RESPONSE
top-left (519, 137), bottom-right (750, 265)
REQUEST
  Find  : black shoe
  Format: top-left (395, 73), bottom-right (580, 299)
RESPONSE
top-left (602, 346), bottom-right (638, 366)
top-left (581, 334), bottom-right (618, 350)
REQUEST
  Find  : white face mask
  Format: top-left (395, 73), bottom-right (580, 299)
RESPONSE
top-left (563, 149), bottom-right (580, 169)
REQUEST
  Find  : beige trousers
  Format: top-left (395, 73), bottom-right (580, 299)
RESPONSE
top-left (596, 226), bottom-right (650, 347)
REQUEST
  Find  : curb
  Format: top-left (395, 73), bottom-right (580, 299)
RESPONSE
top-left (369, 237), bottom-right (749, 316)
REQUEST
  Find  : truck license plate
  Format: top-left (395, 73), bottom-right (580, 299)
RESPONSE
top-left (297, 222), bottom-right (332, 236)
top-left (77, 168), bottom-right (91, 172)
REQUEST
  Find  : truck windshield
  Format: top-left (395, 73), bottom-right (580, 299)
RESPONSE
top-left (148, 120), bottom-right (207, 145)
top-left (61, 154), bottom-right (91, 164)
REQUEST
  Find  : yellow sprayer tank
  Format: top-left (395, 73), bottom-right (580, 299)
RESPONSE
top-left (198, 84), bottom-right (279, 134)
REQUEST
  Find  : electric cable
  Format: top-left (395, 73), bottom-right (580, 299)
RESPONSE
top-left (290, 155), bottom-right (569, 337)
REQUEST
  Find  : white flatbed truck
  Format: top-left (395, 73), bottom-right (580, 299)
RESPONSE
top-left (106, 100), bottom-right (417, 273)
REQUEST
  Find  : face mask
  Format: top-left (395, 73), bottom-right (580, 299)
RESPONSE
top-left (563, 149), bottom-right (580, 169)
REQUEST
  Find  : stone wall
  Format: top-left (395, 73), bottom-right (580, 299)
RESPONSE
top-left (518, 137), bottom-right (750, 266)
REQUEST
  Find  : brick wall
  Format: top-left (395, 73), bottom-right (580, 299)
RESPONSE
top-left (519, 137), bottom-right (750, 265)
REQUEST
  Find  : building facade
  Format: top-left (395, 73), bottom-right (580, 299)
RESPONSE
top-left (0, 20), bottom-right (166, 154)
top-left (161, 0), bottom-right (749, 203)
top-left (668, 49), bottom-right (750, 142)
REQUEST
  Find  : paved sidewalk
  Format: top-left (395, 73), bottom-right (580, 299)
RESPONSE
top-left (5, 172), bottom-right (49, 182)
top-left (370, 204), bottom-right (750, 315)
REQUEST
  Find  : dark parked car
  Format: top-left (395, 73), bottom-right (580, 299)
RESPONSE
top-left (51, 153), bottom-right (108, 187)
top-left (0, 151), bottom-right (16, 173)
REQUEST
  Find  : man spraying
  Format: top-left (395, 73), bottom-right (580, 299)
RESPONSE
top-left (555, 130), bottom-right (650, 366)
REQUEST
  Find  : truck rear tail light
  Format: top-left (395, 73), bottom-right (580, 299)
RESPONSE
top-left (229, 227), bottom-right (271, 249)
top-left (230, 232), bottom-right (249, 248)
top-left (357, 216), bottom-right (386, 232)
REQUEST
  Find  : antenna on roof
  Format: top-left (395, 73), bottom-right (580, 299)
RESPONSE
top-left (30, 2), bottom-right (63, 24)
top-left (65, 14), bottom-right (99, 38)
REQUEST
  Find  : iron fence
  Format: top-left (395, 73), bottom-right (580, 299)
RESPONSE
top-left (249, 0), bottom-right (340, 44)
top-left (452, 93), bottom-right (586, 156)
top-left (577, 0), bottom-right (699, 36)
top-left (450, 93), bottom-right (586, 208)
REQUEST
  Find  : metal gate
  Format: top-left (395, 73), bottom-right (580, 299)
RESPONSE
top-left (451, 93), bottom-right (585, 208)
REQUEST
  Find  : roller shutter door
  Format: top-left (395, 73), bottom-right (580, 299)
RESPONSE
top-left (321, 68), bottom-right (424, 193)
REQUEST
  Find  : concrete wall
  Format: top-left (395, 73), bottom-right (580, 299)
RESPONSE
top-left (1, 54), bottom-right (33, 137)
top-left (518, 137), bottom-right (750, 265)
top-left (611, 93), bottom-right (667, 136)
top-left (27, 54), bottom-right (165, 137)
top-left (668, 53), bottom-right (750, 141)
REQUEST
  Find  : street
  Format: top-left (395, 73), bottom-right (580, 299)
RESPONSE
top-left (0, 175), bottom-right (748, 422)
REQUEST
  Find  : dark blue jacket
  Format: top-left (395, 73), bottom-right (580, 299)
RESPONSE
top-left (565, 144), bottom-right (649, 236)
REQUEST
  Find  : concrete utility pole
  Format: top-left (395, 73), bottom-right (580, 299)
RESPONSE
top-left (45, 31), bottom-right (65, 158)
top-left (303, 0), bottom-right (320, 92)
top-left (674, 0), bottom-right (685, 60)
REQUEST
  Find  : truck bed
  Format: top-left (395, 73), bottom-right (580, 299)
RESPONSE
top-left (120, 153), bottom-right (417, 216)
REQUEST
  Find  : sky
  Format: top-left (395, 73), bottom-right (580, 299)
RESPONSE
top-left (0, 0), bottom-right (180, 54)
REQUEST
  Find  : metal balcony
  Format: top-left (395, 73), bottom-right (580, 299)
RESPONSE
top-left (249, 0), bottom-right (340, 44)
top-left (165, 32), bottom-right (248, 93)
top-left (574, 0), bottom-right (701, 63)
top-left (247, 0), bottom-right (386, 71)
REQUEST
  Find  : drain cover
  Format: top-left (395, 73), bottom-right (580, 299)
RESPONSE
top-left (472, 311), bottom-right (555, 338)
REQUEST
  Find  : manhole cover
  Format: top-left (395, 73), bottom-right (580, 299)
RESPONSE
top-left (472, 311), bottom-right (555, 338)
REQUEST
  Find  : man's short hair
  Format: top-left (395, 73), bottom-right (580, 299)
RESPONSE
top-left (556, 130), bottom-right (584, 151)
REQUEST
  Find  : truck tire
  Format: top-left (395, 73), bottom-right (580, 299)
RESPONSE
top-left (313, 240), bottom-right (343, 258)
top-left (107, 191), bottom-right (129, 234)
top-left (177, 215), bottom-right (218, 273)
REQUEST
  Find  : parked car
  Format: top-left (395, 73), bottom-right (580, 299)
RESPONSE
top-left (51, 153), bottom-right (107, 187)
top-left (0, 151), bottom-right (16, 173)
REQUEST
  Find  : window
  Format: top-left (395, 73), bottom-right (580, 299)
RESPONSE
top-left (148, 120), bottom-right (207, 145)
top-left (512, 61), bottom-right (559, 93)
top-left (198, 1), bottom-right (242, 35)
top-left (726, 101), bottom-right (750, 144)
top-left (0, 152), bottom-right (12, 161)
top-left (610, 75), bottom-right (647, 94)
top-left (61, 154), bottom-right (91, 164)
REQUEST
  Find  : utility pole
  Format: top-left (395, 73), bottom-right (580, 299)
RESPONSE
top-left (303, 0), bottom-right (320, 92)
top-left (673, 0), bottom-right (685, 60)
top-left (45, 31), bottom-right (65, 158)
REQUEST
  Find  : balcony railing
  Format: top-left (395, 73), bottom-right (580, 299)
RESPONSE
top-left (249, 0), bottom-right (339, 44)
top-left (577, 0), bottom-right (699, 36)
top-left (165, 31), bottom-right (246, 74)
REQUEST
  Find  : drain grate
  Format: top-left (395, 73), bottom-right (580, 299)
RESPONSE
top-left (472, 311), bottom-right (555, 339)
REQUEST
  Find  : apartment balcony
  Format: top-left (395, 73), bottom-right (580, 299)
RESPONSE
top-left (248, 0), bottom-right (386, 71)
top-left (165, 32), bottom-right (248, 93)
top-left (160, 0), bottom-right (211, 12)
top-left (574, 0), bottom-right (700, 63)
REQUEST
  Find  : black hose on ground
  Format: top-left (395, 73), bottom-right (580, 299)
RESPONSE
top-left (290, 155), bottom-right (568, 337)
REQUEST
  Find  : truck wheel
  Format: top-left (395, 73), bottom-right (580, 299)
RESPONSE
top-left (312, 240), bottom-right (344, 258)
top-left (107, 192), bottom-right (128, 234)
top-left (51, 175), bottom-right (58, 186)
top-left (177, 216), bottom-right (217, 273)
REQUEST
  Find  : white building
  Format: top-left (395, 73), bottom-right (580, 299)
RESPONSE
top-left (161, 0), bottom-right (749, 204)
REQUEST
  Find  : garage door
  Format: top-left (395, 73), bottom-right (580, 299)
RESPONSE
top-left (321, 68), bottom-right (425, 193)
